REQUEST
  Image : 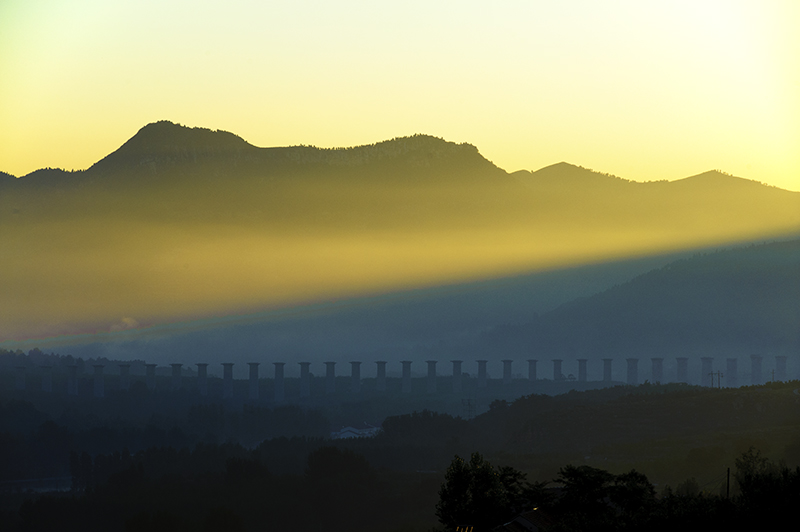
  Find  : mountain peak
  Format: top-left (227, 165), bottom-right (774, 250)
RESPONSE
top-left (124, 121), bottom-right (249, 152)
top-left (87, 121), bottom-right (252, 173)
top-left (536, 162), bottom-right (629, 182)
top-left (675, 170), bottom-right (788, 191)
top-left (513, 161), bottom-right (631, 192)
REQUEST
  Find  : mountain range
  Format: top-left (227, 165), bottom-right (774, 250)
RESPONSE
top-left (1, 121), bottom-right (799, 369)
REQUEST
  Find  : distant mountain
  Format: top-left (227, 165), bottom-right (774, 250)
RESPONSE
top-left (89, 120), bottom-right (489, 174)
top-left (6, 121), bottom-right (798, 237)
top-left (512, 163), bottom-right (800, 239)
top-left (512, 161), bottom-right (633, 192)
top-left (6, 122), bottom-right (523, 231)
top-left (471, 238), bottom-right (800, 363)
top-left (2, 121), bottom-right (799, 345)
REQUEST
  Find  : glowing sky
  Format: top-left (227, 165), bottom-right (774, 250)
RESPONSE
top-left (1, 1), bottom-right (798, 190)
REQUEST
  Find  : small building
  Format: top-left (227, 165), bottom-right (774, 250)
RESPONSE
top-left (494, 508), bottom-right (556, 532)
top-left (330, 425), bottom-right (380, 440)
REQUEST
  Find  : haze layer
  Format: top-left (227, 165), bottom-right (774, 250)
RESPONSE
top-left (2, 122), bottom-right (799, 342)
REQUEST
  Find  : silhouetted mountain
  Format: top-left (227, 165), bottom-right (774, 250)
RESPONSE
top-left (77, 121), bottom-right (506, 197)
top-left (512, 161), bottom-right (633, 191)
top-left (89, 121), bottom-right (495, 172)
top-left (512, 163), bottom-right (800, 237)
top-left (7, 122), bottom-right (522, 230)
top-left (674, 169), bottom-right (777, 189)
top-left (2, 121), bottom-right (799, 346)
top-left (88, 120), bottom-right (253, 173)
top-left (0, 170), bottom-right (15, 184)
top-left (8, 168), bottom-right (75, 187)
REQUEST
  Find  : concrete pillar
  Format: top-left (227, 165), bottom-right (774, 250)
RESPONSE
top-left (477, 360), bottom-right (488, 388)
top-left (451, 360), bottom-right (463, 394)
top-left (375, 361), bottom-right (387, 392)
top-left (196, 363), bottom-right (208, 396)
top-left (426, 360), bottom-right (437, 394)
top-left (325, 362), bottom-right (336, 394)
top-left (726, 358), bottom-right (738, 388)
top-left (775, 356), bottom-right (787, 382)
top-left (93, 365), bottom-right (105, 398)
top-left (602, 359), bottom-right (613, 382)
top-left (676, 357), bottom-right (688, 383)
top-left (651, 358), bottom-right (663, 384)
top-left (146, 364), bottom-right (157, 391)
top-left (401, 361), bottom-right (412, 393)
top-left (41, 366), bottom-right (52, 393)
top-left (273, 363), bottom-right (285, 402)
top-left (350, 361), bottom-right (361, 394)
top-left (118, 364), bottom-right (130, 392)
top-left (751, 354), bottom-right (763, 385)
top-left (299, 362), bottom-right (311, 397)
top-left (552, 359), bottom-right (563, 381)
top-left (15, 367), bottom-right (25, 391)
top-left (222, 363), bottom-right (234, 399)
top-left (248, 363), bottom-right (260, 400)
top-left (67, 365), bottom-right (78, 396)
top-left (701, 357), bottom-right (713, 387)
top-left (626, 358), bottom-right (638, 386)
top-left (527, 359), bottom-right (537, 381)
top-left (502, 360), bottom-right (513, 385)
top-left (171, 363), bottom-right (183, 391)
top-left (577, 359), bottom-right (588, 382)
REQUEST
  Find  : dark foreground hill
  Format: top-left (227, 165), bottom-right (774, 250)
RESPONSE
top-left (2, 377), bottom-right (800, 532)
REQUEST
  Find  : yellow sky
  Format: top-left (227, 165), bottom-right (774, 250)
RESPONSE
top-left (1, 0), bottom-right (799, 190)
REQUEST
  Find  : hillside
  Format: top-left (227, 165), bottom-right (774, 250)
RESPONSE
top-left (1, 121), bottom-right (799, 345)
top-left (470, 238), bottom-right (800, 367)
top-left (513, 163), bottom-right (800, 238)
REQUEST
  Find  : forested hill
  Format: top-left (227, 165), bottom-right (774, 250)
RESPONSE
top-left (512, 162), bottom-right (800, 236)
top-left (0, 170), bottom-right (15, 184)
top-left (474, 238), bottom-right (800, 361)
top-left (10, 121), bottom-right (507, 193)
top-left (88, 120), bottom-right (496, 175)
top-left (1, 121), bottom-right (525, 232)
top-left (4, 121), bottom-right (798, 236)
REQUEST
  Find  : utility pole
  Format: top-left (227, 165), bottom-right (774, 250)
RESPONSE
top-left (710, 371), bottom-right (724, 389)
top-left (462, 398), bottom-right (475, 420)
top-left (726, 467), bottom-right (730, 498)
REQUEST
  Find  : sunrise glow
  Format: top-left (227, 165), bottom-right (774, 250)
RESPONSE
top-left (1, 1), bottom-right (798, 190)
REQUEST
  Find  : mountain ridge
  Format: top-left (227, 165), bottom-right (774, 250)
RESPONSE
top-left (86, 121), bottom-right (496, 178)
top-left (2, 121), bottom-right (800, 344)
top-left (87, 120), bottom-right (253, 173)
top-left (469, 237), bottom-right (800, 361)
top-left (3, 121), bottom-right (791, 194)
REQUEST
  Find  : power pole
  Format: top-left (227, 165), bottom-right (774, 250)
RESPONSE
top-left (726, 467), bottom-right (730, 498)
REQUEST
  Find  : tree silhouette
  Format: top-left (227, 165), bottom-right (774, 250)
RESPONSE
top-left (436, 453), bottom-right (531, 532)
